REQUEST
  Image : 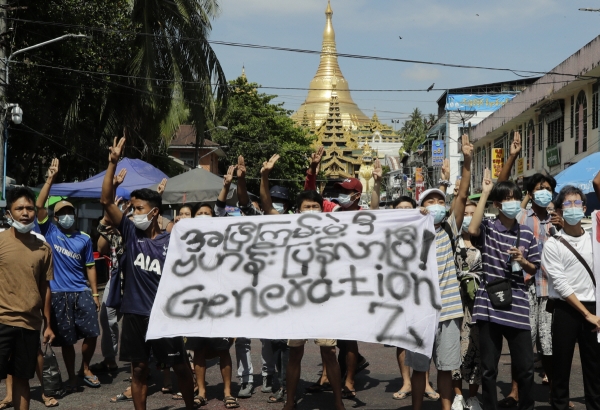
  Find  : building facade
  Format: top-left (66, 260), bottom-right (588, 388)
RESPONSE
top-left (168, 125), bottom-right (225, 175)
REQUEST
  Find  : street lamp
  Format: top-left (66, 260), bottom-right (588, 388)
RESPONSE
top-left (193, 125), bottom-right (228, 168)
top-left (0, 33), bottom-right (90, 201)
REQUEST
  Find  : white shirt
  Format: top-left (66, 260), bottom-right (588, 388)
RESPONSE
top-left (543, 230), bottom-right (595, 302)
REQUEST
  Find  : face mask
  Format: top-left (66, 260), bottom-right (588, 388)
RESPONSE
top-left (337, 194), bottom-right (356, 208)
top-left (7, 212), bottom-right (34, 233)
top-left (426, 204), bottom-right (446, 224)
top-left (119, 203), bottom-right (126, 212)
top-left (132, 208), bottom-right (156, 231)
top-left (562, 208), bottom-right (585, 226)
top-left (533, 190), bottom-right (553, 208)
top-left (500, 200), bottom-right (521, 219)
top-left (195, 215), bottom-right (212, 218)
top-left (462, 216), bottom-right (472, 232)
top-left (273, 203), bottom-right (285, 214)
top-left (301, 210), bottom-right (320, 214)
top-left (58, 214), bottom-right (75, 229)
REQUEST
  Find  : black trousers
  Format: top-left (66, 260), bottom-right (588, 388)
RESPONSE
top-left (552, 300), bottom-right (600, 410)
top-left (478, 320), bottom-right (534, 410)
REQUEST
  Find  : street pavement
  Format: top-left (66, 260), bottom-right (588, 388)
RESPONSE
top-left (0, 332), bottom-right (586, 409)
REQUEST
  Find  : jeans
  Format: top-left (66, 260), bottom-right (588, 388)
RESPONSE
top-left (100, 280), bottom-right (122, 360)
top-left (478, 320), bottom-right (534, 410)
top-left (552, 300), bottom-right (600, 410)
top-left (261, 339), bottom-right (275, 377)
top-left (235, 338), bottom-right (254, 384)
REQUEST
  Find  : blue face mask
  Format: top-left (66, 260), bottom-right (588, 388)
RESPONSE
top-left (500, 200), bottom-right (521, 219)
top-left (273, 203), bottom-right (285, 214)
top-left (337, 193), bottom-right (356, 208)
top-left (533, 190), bottom-right (553, 208)
top-left (462, 216), bottom-right (472, 232)
top-left (58, 214), bottom-right (75, 229)
top-left (563, 208), bottom-right (585, 226)
top-left (426, 204), bottom-right (447, 224)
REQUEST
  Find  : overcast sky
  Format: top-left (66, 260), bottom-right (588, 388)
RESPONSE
top-left (209, 0), bottom-right (599, 127)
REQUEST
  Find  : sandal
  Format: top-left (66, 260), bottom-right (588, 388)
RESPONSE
top-left (81, 374), bottom-right (101, 388)
top-left (498, 396), bottom-right (519, 408)
top-left (393, 389), bottom-right (411, 400)
top-left (305, 382), bottom-right (332, 393)
top-left (342, 388), bottom-right (356, 399)
top-left (424, 390), bottom-right (440, 401)
top-left (267, 389), bottom-right (285, 403)
top-left (42, 395), bottom-right (59, 408)
top-left (161, 385), bottom-right (173, 394)
top-left (0, 400), bottom-right (12, 410)
top-left (89, 362), bottom-right (118, 373)
top-left (194, 396), bottom-right (207, 407)
top-left (224, 396), bottom-right (240, 408)
top-left (542, 374), bottom-right (549, 385)
top-left (110, 393), bottom-right (133, 403)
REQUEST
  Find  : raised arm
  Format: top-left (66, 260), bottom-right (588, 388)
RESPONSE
top-left (594, 170), bottom-right (600, 202)
top-left (218, 165), bottom-right (236, 203)
top-left (236, 156), bottom-right (251, 207)
top-left (156, 178), bottom-right (167, 197)
top-left (370, 158), bottom-right (382, 210)
top-left (453, 134), bottom-right (473, 229)
top-left (438, 158), bottom-right (450, 193)
top-left (36, 158), bottom-right (59, 222)
top-left (100, 137), bottom-right (126, 227)
top-left (304, 146), bottom-right (324, 191)
top-left (468, 168), bottom-right (493, 237)
top-left (260, 154), bottom-right (280, 215)
top-left (497, 131), bottom-right (521, 182)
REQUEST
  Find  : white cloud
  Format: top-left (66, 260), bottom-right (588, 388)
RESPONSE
top-left (402, 65), bottom-right (441, 82)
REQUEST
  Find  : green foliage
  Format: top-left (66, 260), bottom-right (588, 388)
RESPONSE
top-left (212, 77), bottom-right (315, 198)
top-left (398, 108), bottom-right (435, 157)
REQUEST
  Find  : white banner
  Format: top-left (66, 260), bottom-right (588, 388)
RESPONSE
top-left (147, 209), bottom-right (442, 356)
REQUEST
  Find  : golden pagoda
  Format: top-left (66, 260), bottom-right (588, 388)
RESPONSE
top-left (290, 0), bottom-right (369, 129)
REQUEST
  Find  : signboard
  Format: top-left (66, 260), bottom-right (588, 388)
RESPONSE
top-left (546, 146), bottom-right (561, 167)
top-left (445, 94), bottom-right (516, 112)
top-left (491, 148), bottom-right (504, 179)
top-left (516, 158), bottom-right (524, 176)
top-left (431, 140), bottom-right (444, 166)
top-left (147, 210), bottom-right (442, 356)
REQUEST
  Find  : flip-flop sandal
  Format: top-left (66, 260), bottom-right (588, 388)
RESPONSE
top-left (393, 390), bottom-right (412, 400)
top-left (267, 389), bottom-right (285, 403)
top-left (424, 391), bottom-right (440, 401)
top-left (223, 396), bottom-right (240, 408)
top-left (305, 382), bottom-right (332, 393)
top-left (498, 396), bottom-right (519, 408)
top-left (342, 388), bottom-right (356, 399)
top-left (110, 393), bottom-right (133, 403)
top-left (0, 400), bottom-right (13, 409)
top-left (42, 396), bottom-right (59, 408)
top-left (194, 396), bottom-right (207, 407)
top-left (81, 375), bottom-right (101, 388)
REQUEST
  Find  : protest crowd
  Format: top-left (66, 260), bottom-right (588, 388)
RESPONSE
top-left (1, 131), bottom-right (600, 410)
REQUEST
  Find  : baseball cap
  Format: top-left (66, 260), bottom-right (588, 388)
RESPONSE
top-left (334, 178), bottom-right (363, 193)
top-left (270, 186), bottom-right (290, 201)
top-left (417, 188), bottom-right (446, 207)
top-left (54, 200), bottom-right (75, 214)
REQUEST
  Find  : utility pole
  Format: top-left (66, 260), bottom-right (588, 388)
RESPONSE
top-left (0, 0), bottom-right (7, 200)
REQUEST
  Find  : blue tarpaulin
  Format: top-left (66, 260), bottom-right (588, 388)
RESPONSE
top-left (49, 158), bottom-right (168, 199)
top-left (554, 152), bottom-right (600, 215)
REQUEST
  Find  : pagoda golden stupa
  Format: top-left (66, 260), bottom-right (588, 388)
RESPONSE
top-left (290, 0), bottom-right (369, 129)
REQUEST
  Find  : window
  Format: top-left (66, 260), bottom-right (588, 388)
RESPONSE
top-left (527, 120), bottom-right (535, 170)
top-left (547, 102), bottom-right (564, 147)
top-left (570, 95), bottom-right (575, 139)
top-left (538, 119), bottom-right (543, 151)
top-left (593, 83), bottom-right (598, 130)
top-left (575, 90), bottom-right (588, 155)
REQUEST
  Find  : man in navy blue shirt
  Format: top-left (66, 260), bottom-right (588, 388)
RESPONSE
top-left (36, 158), bottom-right (101, 391)
top-left (100, 137), bottom-right (196, 410)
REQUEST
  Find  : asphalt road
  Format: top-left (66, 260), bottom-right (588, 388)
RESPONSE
top-left (0, 334), bottom-right (588, 410)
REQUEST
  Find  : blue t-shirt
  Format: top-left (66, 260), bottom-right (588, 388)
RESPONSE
top-left (119, 216), bottom-right (170, 317)
top-left (38, 218), bottom-right (95, 292)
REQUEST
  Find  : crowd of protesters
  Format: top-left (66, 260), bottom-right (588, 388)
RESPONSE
top-left (1, 131), bottom-right (600, 410)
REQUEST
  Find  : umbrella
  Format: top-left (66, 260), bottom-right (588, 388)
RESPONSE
top-left (148, 167), bottom-right (237, 205)
top-left (554, 152), bottom-right (600, 194)
top-left (49, 158), bottom-right (168, 199)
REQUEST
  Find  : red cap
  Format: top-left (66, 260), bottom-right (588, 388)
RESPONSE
top-left (334, 178), bottom-right (363, 193)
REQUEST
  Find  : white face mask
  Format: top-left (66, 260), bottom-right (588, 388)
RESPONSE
top-left (132, 208), bottom-right (156, 231)
top-left (58, 214), bottom-right (75, 229)
top-left (301, 210), bottom-right (320, 214)
top-left (195, 214), bottom-right (212, 218)
top-left (7, 212), bottom-right (35, 233)
top-left (273, 203), bottom-right (285, 214)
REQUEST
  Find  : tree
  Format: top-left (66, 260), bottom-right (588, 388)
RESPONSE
top-left (212, 76), bottom-right (315, 198)
top-left (398, 108), bottom-right (434, 157)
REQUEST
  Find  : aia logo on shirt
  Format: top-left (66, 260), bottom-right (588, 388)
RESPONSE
top-left (133, 253), bottom-right (162, 276)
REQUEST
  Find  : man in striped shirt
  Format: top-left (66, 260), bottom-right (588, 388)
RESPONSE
top-left (468, 170), bottom-right (540, 410)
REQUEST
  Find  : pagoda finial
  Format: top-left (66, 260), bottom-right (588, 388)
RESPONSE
top-left (241, 65), bottom-right (246, 80)
top-left (326, 0), bottom-right (332, 17)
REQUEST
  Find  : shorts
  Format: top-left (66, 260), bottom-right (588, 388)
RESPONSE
top-left (185, 337), bottom-right (231, 352)
top-left (119, 313), bottom-right (187, 367)
top-left (0, 323), bottom-right (40, 380)
top-left (51, 291), bottom-right (100, 347)
top-left (287, 339), bottom-right (337, 348)
top-left (406, 318), bottom-right (461, 372)
top-left (528, 283), bottom-right (552, 355)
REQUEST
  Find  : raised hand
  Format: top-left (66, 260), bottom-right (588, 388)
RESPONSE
top-left (310, 146), bottom-right (325, 171)
top-left (114, 196), bottom-right (123, 206)
top-left (109, 137), bottom-right (126, 164)
top-left (224, 165), bottom-right (236, 186)
top-left (441, 158), bottom-right (450, 181)
top-left (482, 168), bottom-right (493, 194)
top-left (373, 158), bottom-right (383, 184)
top-left (261, 154), bottom-right (280, 176)
top-left (510, 132), bottom-right (522, 156)
top-left (461, 134), bottom-right (474, 159)
top-left (156, 178), bottom-right (167, 195)
top-left (113, 168), bottom-right (127, 187)
top-left (237, 156), bottom-right (246, 179)
top-left (46, 158), bottom-right (59, 180)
